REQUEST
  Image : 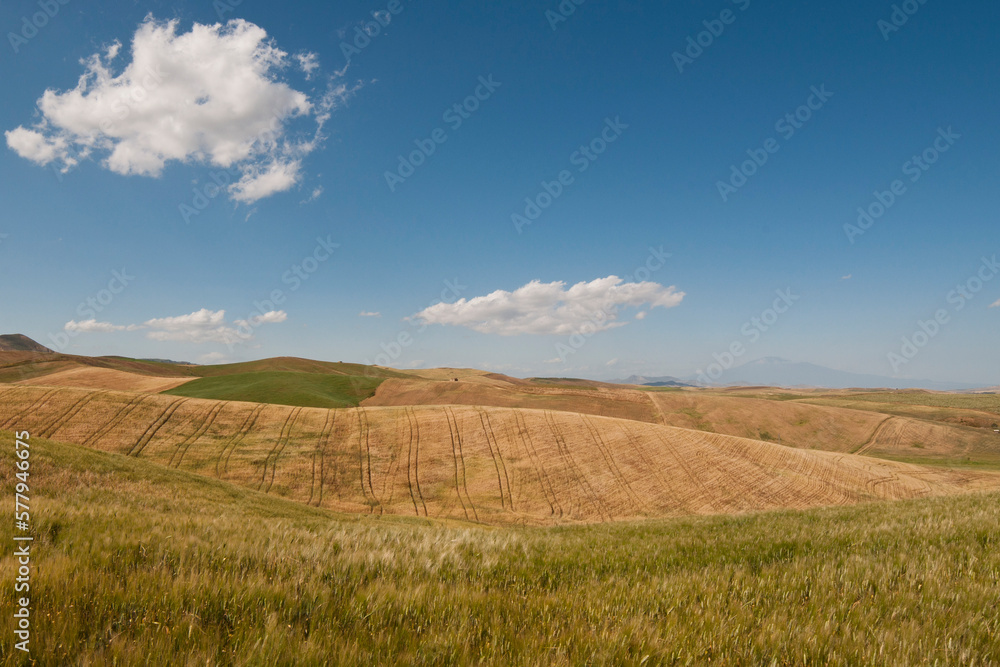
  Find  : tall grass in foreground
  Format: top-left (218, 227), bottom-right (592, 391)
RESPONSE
top-left (2, 433), bottom-right (999, 665)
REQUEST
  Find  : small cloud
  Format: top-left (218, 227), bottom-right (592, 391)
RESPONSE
top-left (64, 319), bottom-right (126, 333)
top-left (296, 52), bottom-right (319, 79)
top-left (412, 276), bottom-right (684, 336)
top-left (300, 186), bottom-right (323, 204)
top-left (841, 274), bottom-right (852, 280)
top-left (198, 351), bottom-right (229, 364)
top-left (990, 298), bottom-right (1000, 309)
top-left (359, 311), bottom-right (381, 318)
top-left (606, 358), bottom-right (619, 367)
top-left (543, 358), bottom-right (564, 364)
top-left (63, 308), bottom-right (287, 345)
top-left (635, 311), bottom-right (647, 320)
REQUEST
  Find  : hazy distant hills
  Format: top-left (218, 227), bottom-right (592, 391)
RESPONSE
top-left (614, 375), bottom-right (694, 387)
top-left (616, 357), bottom-right (988, 391)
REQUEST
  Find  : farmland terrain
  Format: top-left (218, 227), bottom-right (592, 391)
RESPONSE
top-left (2, 434), bottom-right (1000, 665)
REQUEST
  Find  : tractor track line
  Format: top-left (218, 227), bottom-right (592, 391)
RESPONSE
top-left (618, 423), bottom-right (679, 510)
top-left (1, 387), bottom-right (62, 430)
top-left (38, 390), bottom-right (106, 439)
top-left (449, 408), bottom-right (479, 521)
top-left (310, 410), bottom-right (336, 507)
top-left (581, 414), bottom-right (645, 511)
top-left (647, 393), bottom-right (667, 426)
top-left (444, 407), bottom-right (475, 521)
top-left (171, 401), bottom-right (226, 469)
top-left (357, 407), bottom-right (382, 514)
top-left (402, 409), bottom-right (419, 515)
top-left (261, 407), bottom-right (301, 493)
top-left (82, 393), bottom-right (150, 448)
top-left (652, 431), bottom-right (717, 513)
top-left (266, 407), bottom-right (302, 494)
top-left (376, 410), bottom-right (405, 509)
top-left (259, 408), bottom-right (296, 491)
top-left (215, 403), bottom-right (265, 478)
top-left (477, 408), bottom-right (512, 511)
top-left (129, 398), bottom-right (190, 457)
top-left (854, 416), bottom-right (896, 455)
top-left (546, 411), bottom-right (608, 521)
top-left (513, 410), bottom-right (561, 517)
top-left (407, 408), bottom-right (428, 516)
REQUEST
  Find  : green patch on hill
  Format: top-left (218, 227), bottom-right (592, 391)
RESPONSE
top-left (161, 370), bottom-right (384, 408)
top-left (186, 356), bottom-right (411, 379)
top-left (0, 351), bottom-right (412, 387)
top-left (4, 432), bottom-right (1000, 665)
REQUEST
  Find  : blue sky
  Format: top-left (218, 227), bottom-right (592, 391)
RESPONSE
top-left (1, 0), bottom-right (998, 384)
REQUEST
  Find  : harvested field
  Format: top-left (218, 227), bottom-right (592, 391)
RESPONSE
top-left (363, 377), bottom-right (658, 424)
top-left (2, 385), bottom-right (998, 525)
top-left (15, 365), bottom-right (195, 392)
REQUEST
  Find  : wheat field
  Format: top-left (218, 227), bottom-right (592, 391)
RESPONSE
top-left (2, 385), bottom-right (998, 525)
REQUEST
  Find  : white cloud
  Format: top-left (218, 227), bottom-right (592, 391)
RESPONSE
top-left (990, 299), bottom-right (1000, 308)
top-left (198, 351), bottom-right (230, 364)
top-left (63, 308), bottom-right (286, 345)
top-left (841, 274), bottom-right (852, 280)
top-left (543, 358), bottom-right (564, 364)
top-left (359, 311), bottom-right (381, 318)
top-left (228, 159), bottom-right (302, 203)
top-left (635, 311), bottom-right (647, 320)
top-left (236, 310), bottom-right (288, 326)
top-left (64, 319), bottom-right (126, 333)
top-left (606, 358), bottom-right (619, 366)
top-left (296, 52), bottom-right (319, 79)
top-left (301, 185), bottom-right (323, 204)
top-left (412, 276), bottom-right (685, 336)
top-left (6, 17), bottom-right (354, 203)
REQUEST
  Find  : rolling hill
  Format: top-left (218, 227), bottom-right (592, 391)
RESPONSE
top-left (0, 333), bottom-right (54, 352)
top-left (2, 385), bottom-right (998, 525)
top-left (162, 370), bottom-right (385, 408)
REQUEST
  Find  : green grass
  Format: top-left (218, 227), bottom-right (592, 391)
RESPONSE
top-left (0, 352), bottom-right (413, 385)
top-left (185, 357), bottom-right (411, 380)
top-left (5, 433), bottom-right (1000, 665)
top-left (162, 371), bottom-right (384, 408)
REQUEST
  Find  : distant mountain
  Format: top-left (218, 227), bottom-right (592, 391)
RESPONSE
top-left (613, 375), bottom-right (695, 388)
top-left (688, 357), bottom-right (985, 391)
top-left (0, 334), bottom-right (54, 353)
